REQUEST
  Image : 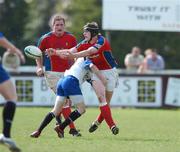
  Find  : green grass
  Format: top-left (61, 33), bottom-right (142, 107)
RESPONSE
top-left (0, 107), bottom-right (180, 152)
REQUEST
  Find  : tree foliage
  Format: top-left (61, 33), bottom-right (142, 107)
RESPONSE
top-left (23, 0), bottom-right (58, 45)
top-left (0, 0), bottom-right (179, 68)
top-left (110, 31), bottom-right (180, 68)
top-left (0, 0), bottom-right (29, 51)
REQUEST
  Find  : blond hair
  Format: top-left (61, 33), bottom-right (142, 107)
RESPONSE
top-left (49, 14), bottom-right (65, 28)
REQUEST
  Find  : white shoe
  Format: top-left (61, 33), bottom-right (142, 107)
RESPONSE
top-left (0, 133), bottom-right (21, 152)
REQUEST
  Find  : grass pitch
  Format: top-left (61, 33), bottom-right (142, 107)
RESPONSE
top-left (0, 107), bottom-right (179, 152)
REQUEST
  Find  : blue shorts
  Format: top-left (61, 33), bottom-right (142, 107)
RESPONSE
top-left (57, 75), bottom-right (82, 97)
top-left (0, 64), bottom-right (10, 84)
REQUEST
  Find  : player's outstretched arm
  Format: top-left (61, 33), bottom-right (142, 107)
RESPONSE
top-left (45, 48), bottom-right (71, 59)
top-left (0, 37), bottom-right (25, 63)
top-left (0, 37), bottom-right (19, 52)
top-left (68, 47), bottom-right (98, 59)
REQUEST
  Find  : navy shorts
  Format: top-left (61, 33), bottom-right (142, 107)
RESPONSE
top-left (0, 64), bottom-right (10, 84)
top-left (57, 75), bottom-right (82, 97)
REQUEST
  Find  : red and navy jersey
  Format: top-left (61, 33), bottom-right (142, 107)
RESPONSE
top-left (76, 35), bottom-right (118, 70)
top-left (38, 31), bottom-right (77, 72)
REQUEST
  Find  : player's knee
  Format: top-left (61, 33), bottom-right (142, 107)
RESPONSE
top-left (52, 101), bottom-right (64, 116)
top-left (82, 108), bottom-right (86, 114)
top-left (79, 108), bottom-right (86, 114)
top-left (5, 94), bottom-right (17, 101)
top-left (52, 108), bottom-right (61, 116)
top-left (77, 106), bottom-right (86, 114)
top-left (97, 95), bottom-right (106, 103)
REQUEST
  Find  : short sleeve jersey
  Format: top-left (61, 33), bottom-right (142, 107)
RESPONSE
top-left (38, 31), bottom-right (77, 72)
top-left (76, 35), bottom-right (118, 70)
top-left (64, 58), bottom-right (92, 85)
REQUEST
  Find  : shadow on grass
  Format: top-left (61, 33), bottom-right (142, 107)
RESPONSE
top-left (118, 137), bottom-right (170, 142)
top-left (79, 136), bottom-right (171, 142)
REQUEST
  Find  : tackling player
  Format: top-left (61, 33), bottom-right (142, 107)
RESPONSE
top-left (46, 22), bottom-right (119, 135)
top-left (30, 57), bottom-right (107, 138)
top-left (30, 14), bottom-right (80, 138)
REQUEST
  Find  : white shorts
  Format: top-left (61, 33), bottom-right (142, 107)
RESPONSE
top-left (92, 68), bottom-right (119, 92)
top-left (44, 71), bottom-right (64, 91)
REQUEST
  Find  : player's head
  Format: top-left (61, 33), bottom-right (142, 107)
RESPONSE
top-left (83, 22), bottom-right (99, 41)
top-left (49, 14), bottom-right (66, 36)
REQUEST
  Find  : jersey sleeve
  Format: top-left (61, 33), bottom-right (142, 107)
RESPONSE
top-left (83, 59), bottom-right (93, 70)
top-left (92, 36), bottom-right (105, 50)
top-left (37, 35), bottom-right (47, 51)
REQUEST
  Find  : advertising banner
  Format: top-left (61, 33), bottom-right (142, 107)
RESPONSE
top-left (103, 0), bottom-right (180, 32)
top-left (0, 76), bottom-right (162, 107)
top-left (165, 77), bottom-right (180, 106)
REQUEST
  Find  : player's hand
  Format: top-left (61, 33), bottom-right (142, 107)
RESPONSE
top-left (65, 51), bottom-right (75, 59)
top-left (55, 49), bottom-right (71, 59)
top-left (36, 67), bottom-right (44, 77)
top-left (45, 48), bottom-right (56, 57)
top-left (58, 51), bottom-right (70, 59)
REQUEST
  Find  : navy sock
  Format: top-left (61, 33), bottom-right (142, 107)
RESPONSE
top-left (60, 110), bottom-right (81, 130)
top-left (38, 112), bottom-right (55, 132)
top-left (55, 116), bottom-right (62, 125)
top-left (2, 101), bottom-right (16, 138)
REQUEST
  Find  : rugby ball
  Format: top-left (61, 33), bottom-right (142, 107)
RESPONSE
top-left (2, 51), bottom-right (20, 69)
top-left (24, 45), bottom-right (42, 59)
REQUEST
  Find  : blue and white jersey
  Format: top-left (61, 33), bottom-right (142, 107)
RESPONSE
top-left (64, 58), bottom-right (93, 85)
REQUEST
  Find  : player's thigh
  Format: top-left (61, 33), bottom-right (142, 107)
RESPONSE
top-left (92, 68), bottom-right (118, 92)
top-left (52, 96), bottom-right (66, 115)
top-left (92, 80), bottom-right (105, 95)
top-left (70, 94), bottom-right (85, 114)
top-left (105, 90), bottom-right (113, 104)
top-left (44, 71), bottom-right (64, 93)
top-left (0, 79), bottom-right (17, 101)
top-left (92, 80), bottom-right (106, 102)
